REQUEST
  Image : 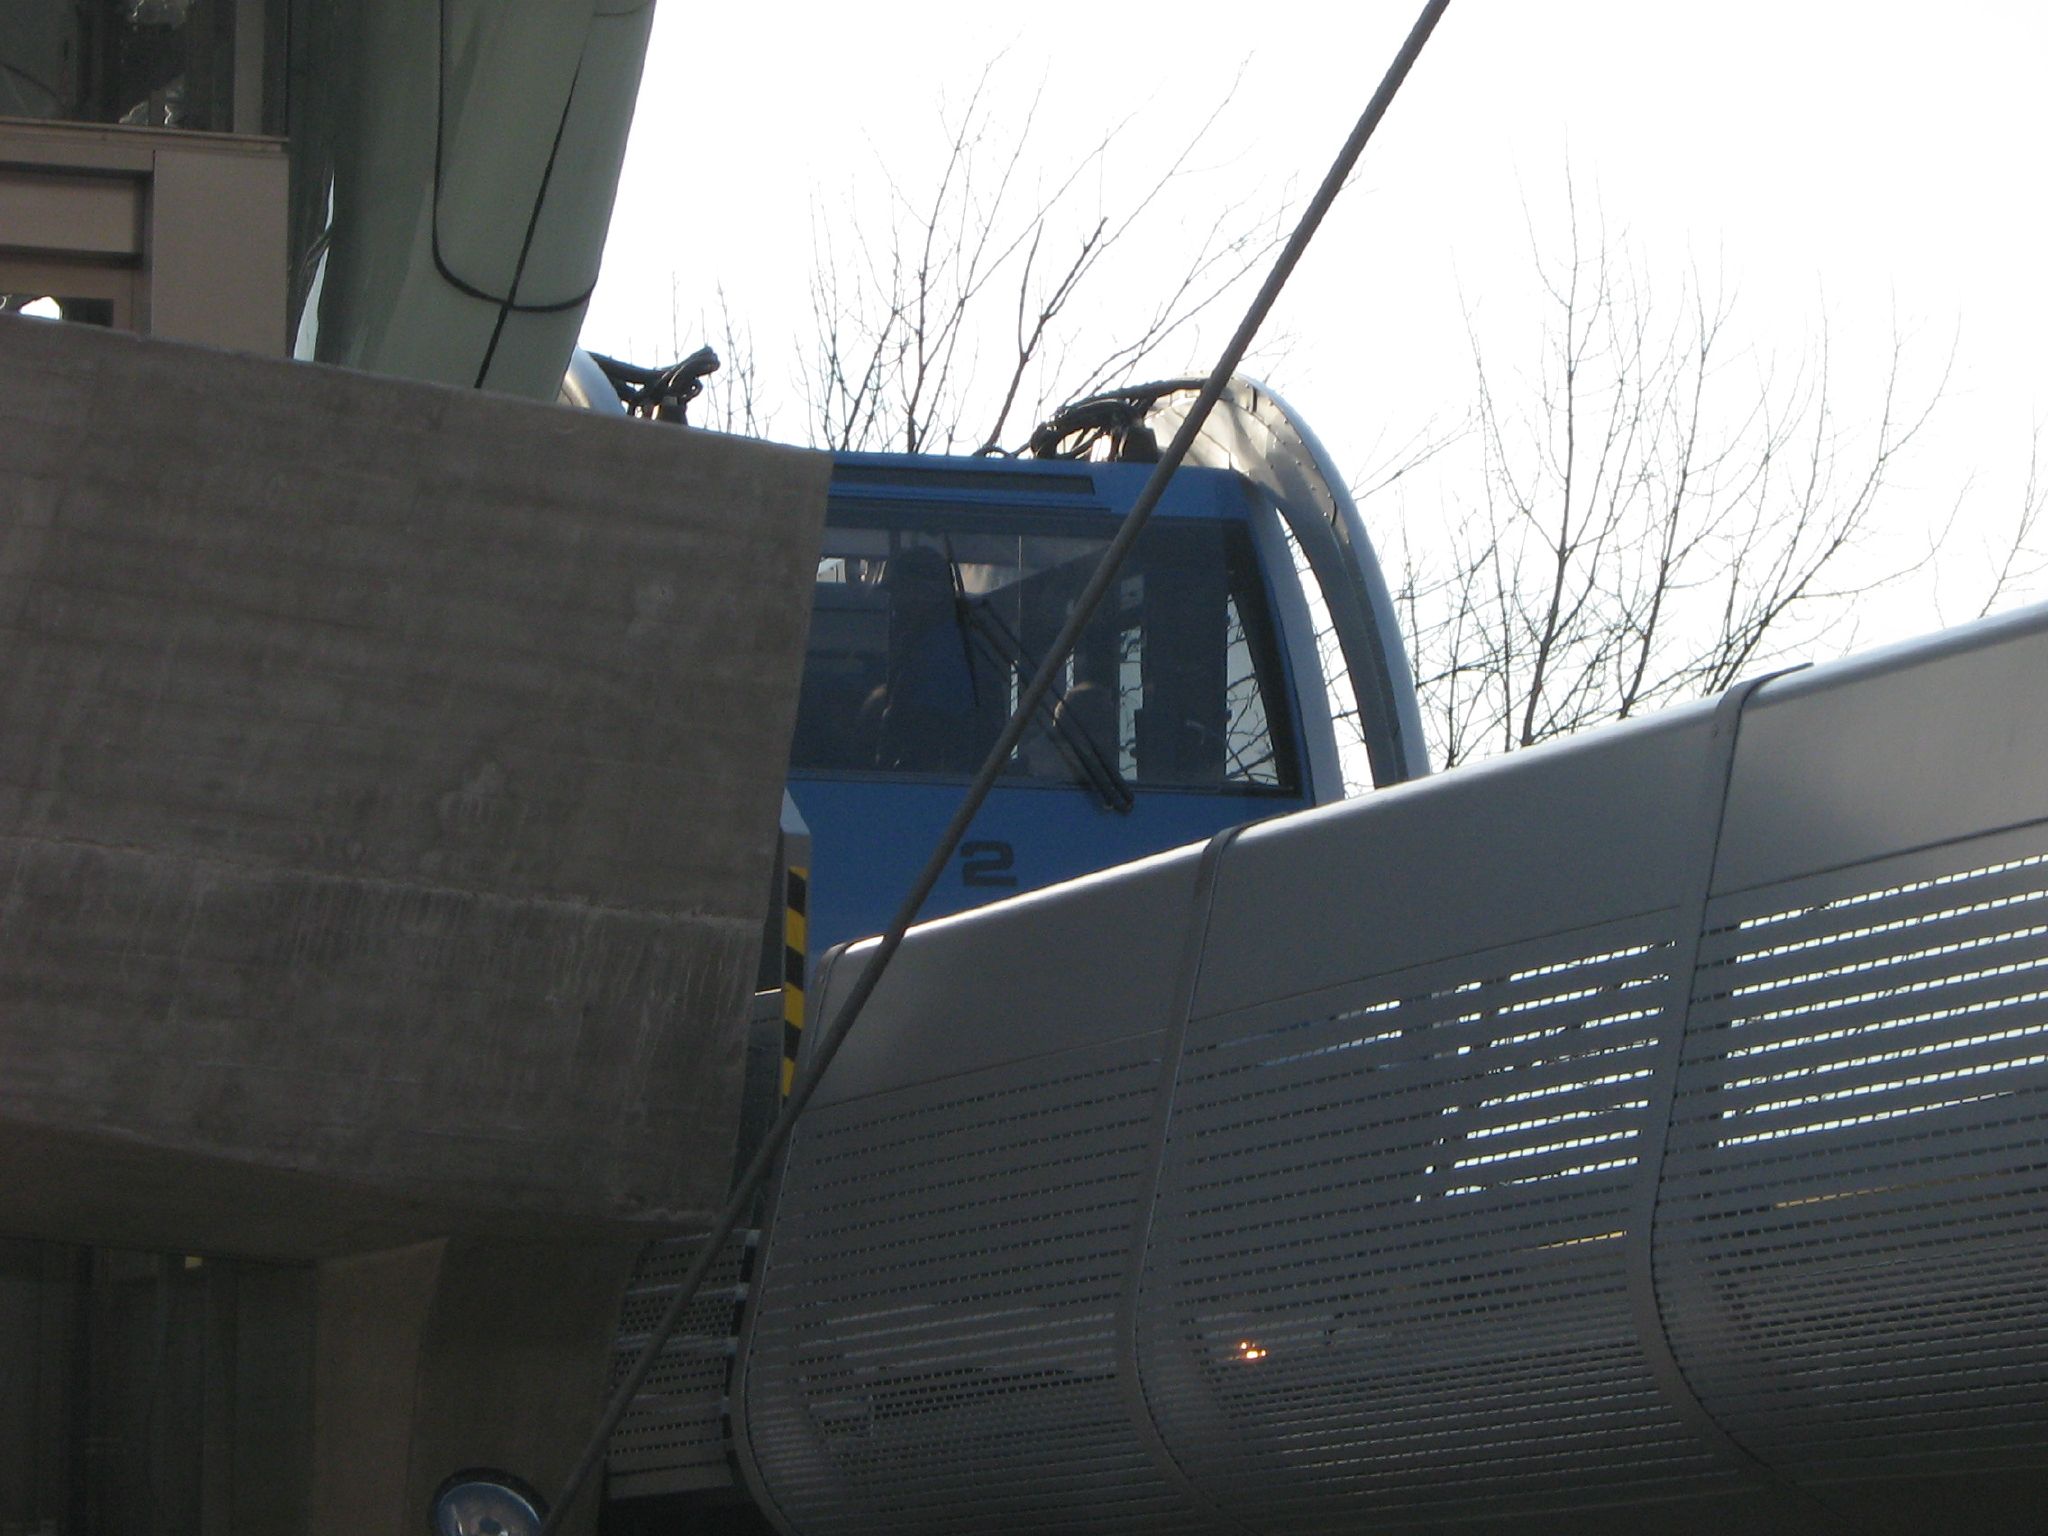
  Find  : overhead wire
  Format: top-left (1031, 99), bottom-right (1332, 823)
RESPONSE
top-left (535, 0), bottom-right (1454, 1525)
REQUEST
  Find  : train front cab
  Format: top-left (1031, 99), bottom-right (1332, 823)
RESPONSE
top-left (785, 380), bottom-right (1428, 960)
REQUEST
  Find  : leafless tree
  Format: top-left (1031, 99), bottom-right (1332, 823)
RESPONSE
top-left (1381, 180), bottom-right (1970, 771)
top-left (1976, 425), bottom-right (2048, 619)
top-left (792, 59), bottom-right (1290, 456)
top-left (676, 106), bottom-right (2042, 784)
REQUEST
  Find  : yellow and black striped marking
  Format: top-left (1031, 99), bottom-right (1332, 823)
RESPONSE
top-left (780, 864), bottom-right (807, 1097)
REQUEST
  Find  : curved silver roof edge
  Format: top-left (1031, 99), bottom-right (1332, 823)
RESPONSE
top-left (1142, 376), bottom-right (1430, 786)
top-left (558, 347), bottom-right (627, 413)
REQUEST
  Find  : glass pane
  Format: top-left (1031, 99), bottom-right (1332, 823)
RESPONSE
top-left (1276, 512), bottom-right (1375, 797)
top-left (791, 502), bottom-right (1299, 795)
top-left (0, 1), bottom-right (259, 132)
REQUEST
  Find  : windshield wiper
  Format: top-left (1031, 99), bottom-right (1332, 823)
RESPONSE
top-left (956, 597), bottom-right (1134, 814)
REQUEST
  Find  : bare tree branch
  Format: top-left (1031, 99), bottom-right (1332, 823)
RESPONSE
top-left (784, 56), bottom-right (1287, 458)
top-left (1978, 423), bottom-right (2048, 618)
top-left (1394, 175), bottom-right (1953, 768)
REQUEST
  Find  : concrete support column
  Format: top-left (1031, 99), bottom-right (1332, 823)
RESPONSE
top-left (310, 1237), bottom-right (639, 1536)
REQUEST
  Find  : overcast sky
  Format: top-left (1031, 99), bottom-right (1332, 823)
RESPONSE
top-left (584, 1), bottom-right (2048, 637)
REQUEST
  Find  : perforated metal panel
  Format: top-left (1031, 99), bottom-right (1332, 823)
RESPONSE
top-left (1662, 822), bottom-right (2048, 1486)
top-left (607, 1229), bottom-right (754, 1497)
top-left (738, 1031), bottom-right (1206, 1535)
top-left (736, 604), bottom-right (2048, 1536)
top-left (1140, 919), bottom-right (1742, 1529)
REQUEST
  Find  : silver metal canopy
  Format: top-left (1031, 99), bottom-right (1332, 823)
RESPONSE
top-left (734, 598), bottom-right (2048, 1536)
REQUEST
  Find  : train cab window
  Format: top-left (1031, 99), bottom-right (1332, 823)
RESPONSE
top-left (791, 507), bottom-right (1300, 796)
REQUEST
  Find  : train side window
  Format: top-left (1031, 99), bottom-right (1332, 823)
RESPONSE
top-left (791, 508), bottom-right (1298, 795)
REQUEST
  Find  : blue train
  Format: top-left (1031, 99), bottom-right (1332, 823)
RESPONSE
top-left (598, 374), bottom-right (1435, 1514)
top-left (780, 377), bottom-right (1431, 959)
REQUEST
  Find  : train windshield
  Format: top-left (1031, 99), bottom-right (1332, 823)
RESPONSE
top-left (792, 508), bottom-right (1300, 796)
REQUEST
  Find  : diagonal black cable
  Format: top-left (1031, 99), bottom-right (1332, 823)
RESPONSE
top-left (536, 3), bottom-right (1453, 1525)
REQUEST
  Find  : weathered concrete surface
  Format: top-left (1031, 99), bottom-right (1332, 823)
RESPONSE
top-left (0, 314), bottom-right (830, 1258)
top-left (308, 1236), bottom-right (637, 1536)
top-left (0, 1239), bottom-right (315, 1534)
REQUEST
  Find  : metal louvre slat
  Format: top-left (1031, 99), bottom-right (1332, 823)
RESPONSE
top-left (841, 1470), bottom-right (1179, 1514)
top-left (775, 1324), bottom-right (1127, 1381)
top-left (1185, 922), bottom-right (1675, 1058)
top-left (1660, 1103), bottom-right (2048, 1183)
top-left (1220, 1407), bottom-right (1709, 1464)
top-left (1760, 1407), bottom-right (2048, 1459)
top-left (1177, 1386), bottom-right (1682, 1450)
top-left (1173, 1017), bottom-right (1665, 1143)
top-left (1659, 1249), bottom-right (2048, 1334)
top-left (1681, 1036), bottom-right (2048, 1120)
top-left (1719, 1416), bottom-right (2048, 1477)
top-left (1187, 991), bottom-right (1668, 1096)
top-left (1702, 818), bottom-right (2048, 933)
top-left (1670, 1309), bottom-right (2048, 1386)
top-left (799, 1035), bottom-right (1163, 1129)
top-left (1169, 1046), bottom-right (1656, 1150)
top-left (1155, 1243), bottom-right (1638, 1316)
top-left (1162, 1078), bottom-right (1652, 1178)
top-left (1171, 1142), bottom-right (1487, 1223)
top-left (772, 1253), bottom-right (1129, 1313)
top-left (778, 1246), bottom-right (1136, 1314)
top-left (1174, 1024), bottom-right (1661, 1147)
top-left (775, 1295), bottom-right (1121, 1344)
top-left (1674, 995), bottom-right (2048, 1089)
top-left (1172, 1051), bottom-right (1656, 1154)
top-left (739, 1484), bottom-right (1183, 1534)
top-left (813, 1343), bottom-right (1124, 1393)
top-left (1153, 1425), bottom-right (1725, 1522)
top-left (1689, 926), bottom-right (2048, 1034)
top-left (1679, 1269), bottom-right (2048, 1336)
top-left (1697, 853), bottom-right (2048, 967)
top-left (1160, 1167), bottom-right (1629, 1258)
top-left (1146, 1415), bottom-right (1716, 1484)
top-left (1696, 885), bottom-right (2048, 992)
top-left (1156, 1347), bottom-right (1661, 1420)
top-left (783, 1118), bottom-right (1158, 1205)
top-left (1176, 1415), bottom-right (1704, 1484)
top-left (1419, 1136), bottom-right (1642, 1194)
top-left (1187, 954), bottom-right (1671, 1076)
top-left (1654, 1165), bottom-right (2048, 1233)
top-left (1677, 1065), bottom-right (2048, 1153)
top-left (1168, 1180), bottom-right (1632, 1258)
top-left (792, 1147), bottom-right (1151, 1247)
top-left (813, 1411), bottom-right (1142, 1471)
top-left (1735, 1347), bottom-right (2048, 1401)
top-left (1693, 1210), bottom-right (2048, 1271)
top-left (1661, 1238), bottom-right (2048, 1332)
top-left (1685, 972), bottom-right (2048, 1069)
top-left (752, 1447), bottom-right (1185, 1532)
top-left (780, 1179), bottom-right (1140, 1260)
top-left (787, 1078), bottom-right (1160, 1192)
top-left (761, 1360), bottom-right (1129, 1413)
top-left (1435, 1090), bottom-right (1652, 1152)
top-left (1158, 1141), bottom-right (1635, 1237)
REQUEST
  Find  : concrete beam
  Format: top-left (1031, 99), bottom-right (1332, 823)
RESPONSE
top-left (0, 315), bottom-right (830, 1258)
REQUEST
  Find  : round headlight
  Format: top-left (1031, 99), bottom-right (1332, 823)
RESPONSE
top-left (429, 1469), bottom-right (547, 1536)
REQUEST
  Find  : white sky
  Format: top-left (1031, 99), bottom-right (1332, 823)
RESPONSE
top-left (584, 1), bottom-right (2048, 638)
